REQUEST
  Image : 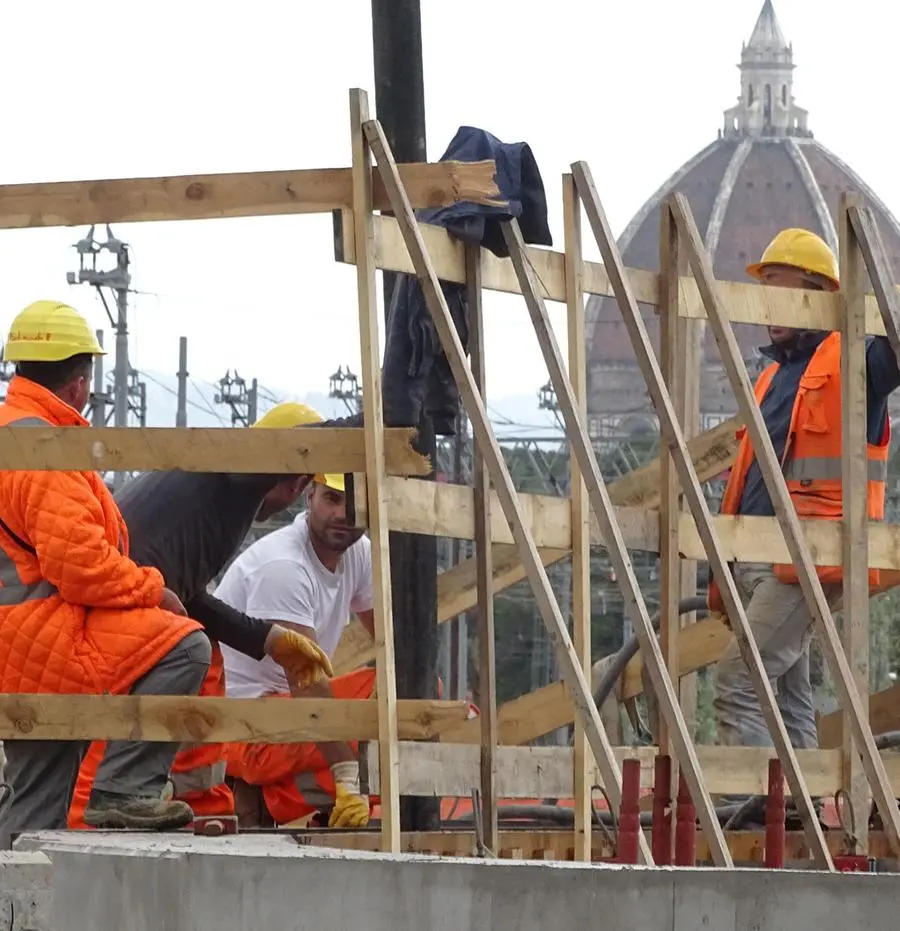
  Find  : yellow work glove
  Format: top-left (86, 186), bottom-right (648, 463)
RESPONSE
top-left (328, 761), bottom-right (370, 828)
top-left (265, 626), bottom-right (334, 692)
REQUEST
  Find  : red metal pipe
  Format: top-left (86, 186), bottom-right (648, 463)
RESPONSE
top-left (764, 758), bottom-right (785, 869)
top-left (674, 771), bottom-right (696, 866)
top-left (652, 755), bottom-right (672, 866)
top-left (617, 758), bottom-right (642, 865)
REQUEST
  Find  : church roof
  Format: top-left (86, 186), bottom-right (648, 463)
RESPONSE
top-left (585, 1), bottom-right (900, 420)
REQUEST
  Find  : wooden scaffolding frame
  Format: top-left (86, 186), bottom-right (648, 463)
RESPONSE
top-left (2, 87), bottom-right (900, 868)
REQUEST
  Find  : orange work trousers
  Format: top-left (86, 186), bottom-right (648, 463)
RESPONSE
top-left (225, 666), bottom-right (376, 825)
top-left (68, 641), bottom-right (234, 828)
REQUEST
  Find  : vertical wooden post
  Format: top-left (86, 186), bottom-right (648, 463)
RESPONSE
top-left (839, 191), bottom-right (870, 852)
top-left (467, 240), bottom-right (498, 853)
top-left (564, 173), bottom-right (592, 862)
top-left (349, 87), bottom-right (401, 851)
top-left (657, 203), bottom-right (682, 857)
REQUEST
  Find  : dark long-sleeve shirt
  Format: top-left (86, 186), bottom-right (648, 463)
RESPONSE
top-left (739, 333), bottom-right (900, 516)
top-left (114, 470), bottom-right (281, 659)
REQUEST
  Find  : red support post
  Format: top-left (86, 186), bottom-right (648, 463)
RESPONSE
top-left (617, 758), bottom-right (642, 865)
top-left (674, 771), bottom-right (696, 866)
top-left (764, 758), bottom-right (785, 869)
top-left (652, 754), bottom-right (672, 866)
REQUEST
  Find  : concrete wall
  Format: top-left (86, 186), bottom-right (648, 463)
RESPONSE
top-left (15, 832), bottom-right (900, 931)
top-left (0, 850), bottom-right (53, 931)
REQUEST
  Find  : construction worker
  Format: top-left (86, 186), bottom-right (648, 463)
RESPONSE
top-left (709, 230), bottom-right (900, 766)
top-left (218, 473), bottom-right (375, 828)
top-left (67, 402), bottom-right (346, 828)
top-left (0, 301), bottom-right (210, 844)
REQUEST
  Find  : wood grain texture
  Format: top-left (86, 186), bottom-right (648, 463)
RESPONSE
top-left (0, 161), bottom-right (500, 229)
top-left (0, 695), bottom-right (472, 742)
top-left (0, 425), bottom-right (429, 475)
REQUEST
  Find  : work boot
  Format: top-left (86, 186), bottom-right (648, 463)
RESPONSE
top-left (84, 791), bottom-right (194, 830)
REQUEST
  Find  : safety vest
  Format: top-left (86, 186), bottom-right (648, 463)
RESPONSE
top-left (718, 331), bottom-right (889, 588)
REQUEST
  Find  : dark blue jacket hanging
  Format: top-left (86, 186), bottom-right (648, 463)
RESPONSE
top-left (382, 126), bottom-right (552, 435)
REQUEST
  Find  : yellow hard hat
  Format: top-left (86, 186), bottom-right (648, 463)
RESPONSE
top-left (313, 473), bottom-right (346, 493)
top-left (251, 402), bottom-right (323, 429)
top-left (3, 300), bottom-right (106, 363)
top-left (746, 228), bottom-right (840, 291)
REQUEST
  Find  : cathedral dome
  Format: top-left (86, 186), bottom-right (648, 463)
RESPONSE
top-left (586, 0), bottom-right (900, 429)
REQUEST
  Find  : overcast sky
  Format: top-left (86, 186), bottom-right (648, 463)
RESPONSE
top-left (0, 0), bottom-right (892, 426)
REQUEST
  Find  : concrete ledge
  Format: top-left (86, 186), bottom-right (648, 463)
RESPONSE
top-left (16, 831), bottom-right (900, 931)
top-left (0, 850), bottom-right (52, 931)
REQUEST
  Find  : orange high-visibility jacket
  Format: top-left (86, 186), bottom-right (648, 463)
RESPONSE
top-left (709, 332), bottom-right (889, 609)
top-left (0, 376), bottom-right (200, 696)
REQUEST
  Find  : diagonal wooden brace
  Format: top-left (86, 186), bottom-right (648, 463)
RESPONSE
top-left (571, 161), bottom-right (833, 870)
top-left (501, 219), bottom-right (731, 868)
top-left (362, 117), bottom-right (652, 865)
top-left (670, 186), bottom-right (900, 864)
top-left (667, 188), bottom-right (900, 860)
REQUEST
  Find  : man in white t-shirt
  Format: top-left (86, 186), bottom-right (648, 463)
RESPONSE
top-left (218, 472), bottom-right (376, 828)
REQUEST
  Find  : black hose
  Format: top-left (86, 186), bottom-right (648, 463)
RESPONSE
top-left (593, 595), bottom-right (709, 709)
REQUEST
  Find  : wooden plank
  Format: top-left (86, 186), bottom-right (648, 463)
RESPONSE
top-left (365, 740), bottom-right (900, 799)
top-left (666, 190), bottom-right (866, 869)
top-left (0, 162), bottom-right (500, 229)
top-left (336, 213), bottom-right (890, 334)
top-left (349, 88), bottom-right (400, 852)
top-left (658, 198), bottom-right (682, 794)
top-left (467, 239), bottom-right (499, 852)
top-left (502, 218), bottom-right (731, 869)
top-left (0, 695), bottom-right (472, 742)
top-left (849, 204), bottom-right (900, 359)
top-left (574, 167), bottom-right (829, 869)
top-left (354, 472), bottom-right (900, 570)
top-left (0, 425), bottom-right (429, 475)
top-left (563, 173), bottom-right (592, 863)
top-left (363, 118), bottom-right (653, 865)
top-left (839, 192), bottom-right (871, 851)
top-left (819, 682), bottom-right (900, 748)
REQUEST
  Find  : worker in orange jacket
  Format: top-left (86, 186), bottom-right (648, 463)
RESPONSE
top-left (218, 473), bottom-right (376, 829)
top-left (0, 301), bottom-right (211, 844)
top-left (708, 230), bottom-right (900, 759)
top-left (66, 402), bottom-right (342, 829)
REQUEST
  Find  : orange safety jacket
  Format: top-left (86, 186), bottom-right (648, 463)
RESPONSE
top-left (709, 332), bottom-right (889, 611)
top-left (0, 376), bottom-right (200, 697)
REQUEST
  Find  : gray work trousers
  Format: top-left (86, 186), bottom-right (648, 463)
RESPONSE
top-left (713, 563), bottom-right (840, 749)
top-left (0, 629), bottom-right (210, 848)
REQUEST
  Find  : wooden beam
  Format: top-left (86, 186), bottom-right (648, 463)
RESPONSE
top-left (336, 213), bottom-right (889, 334)
top-left (355, 473), bottom-right (900, 572)
top-left (350, 90), bottom-right (400, 852)
top-left (0, 425), bottom-right (429, 475)
top-left (819, 682), bottom-right (900, 748)
top-left (0, 695), bottom-right (472, 743)
top-left (563, 173), bottom-right (593, 863)
top-left (0, 162), bottom-right (500, 229)
top-left (365, 740), bottom-right (900, 799)
top-left (363, 117), bottom-right (653, 865)
top-left (839, 192), bottom-right (871, 851)
top-left (467, 238), bottom-right (499, 852)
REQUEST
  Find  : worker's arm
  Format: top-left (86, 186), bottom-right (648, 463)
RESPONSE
top-left (356, 609), bottom-right (375, 639)
top-left (12, 470), bottom-right (164, 609)
top-left (184, 591), bottom-right (273, 660)
top-left (866, 336), bottom-right (900, 398)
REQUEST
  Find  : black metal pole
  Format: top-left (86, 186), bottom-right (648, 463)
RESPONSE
top-left (371, 0), bottom-right (439, 832)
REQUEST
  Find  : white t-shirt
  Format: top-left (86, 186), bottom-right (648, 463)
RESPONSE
top-left (217, 511), bottom-right (373, 699)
